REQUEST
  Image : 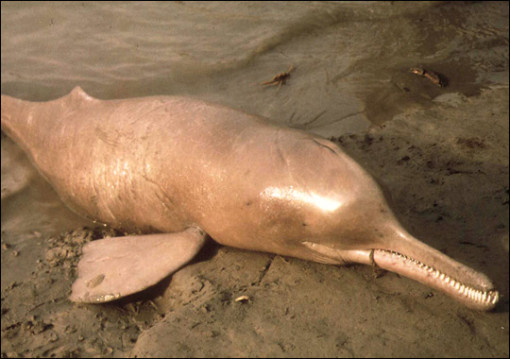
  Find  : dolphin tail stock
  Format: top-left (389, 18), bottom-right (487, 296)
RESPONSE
top-left (1, 94), bottom-right (24, 137)
top-left (1, 93), bottom-right (46, 157)
top-left (1, 87), bottom-right (95, 150)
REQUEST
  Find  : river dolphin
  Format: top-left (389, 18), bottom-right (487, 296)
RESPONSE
top-left (1, 87), bottom-right (499, 310)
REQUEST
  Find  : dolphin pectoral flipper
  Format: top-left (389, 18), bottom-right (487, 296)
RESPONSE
top-left (70, 227), bottom-right (206, 303)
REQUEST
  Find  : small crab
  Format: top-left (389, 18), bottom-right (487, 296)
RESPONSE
top-left (410, 67), bottom-right (446, 87)
top-left (261, 65), bottom-right (294, 89)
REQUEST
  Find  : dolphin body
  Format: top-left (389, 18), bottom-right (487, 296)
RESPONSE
top-left (1, 87), bottom-right (499, 310)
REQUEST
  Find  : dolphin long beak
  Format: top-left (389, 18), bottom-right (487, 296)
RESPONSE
top-left (302, 234), bottom-right (499, 310)
top-left (369, 248), bottom-right (498, 310)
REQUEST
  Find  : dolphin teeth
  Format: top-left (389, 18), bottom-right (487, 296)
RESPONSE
top-left (379, 248), bottom-right (497, 306)
top-left (491, 292), bottom-right (499, 304)
top-left (470, 289), bottom-right (476, 299)
top-left (467, 288), bottom-right (474, 298)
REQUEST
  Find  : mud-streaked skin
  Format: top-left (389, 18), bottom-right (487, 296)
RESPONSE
top-left (1, 87), bottom-right (498, 309)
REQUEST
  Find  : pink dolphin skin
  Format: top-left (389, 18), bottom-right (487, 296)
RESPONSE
top-left (1, 87), bottom-right (499, 310)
